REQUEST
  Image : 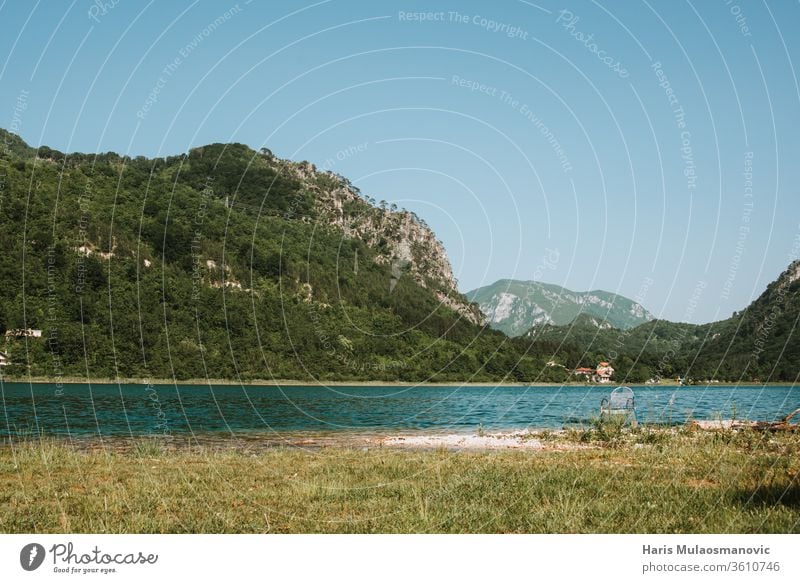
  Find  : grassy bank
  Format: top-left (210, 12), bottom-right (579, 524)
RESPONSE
top-left (1, 428), bottom-right (798, 533)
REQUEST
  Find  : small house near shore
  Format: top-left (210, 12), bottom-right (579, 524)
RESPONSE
top-left (572, 363), bottom-right (615, 383)
top-left (572, 367), bottom-right (594, 379)
top-left (595, 362), bottom-right (614, 383)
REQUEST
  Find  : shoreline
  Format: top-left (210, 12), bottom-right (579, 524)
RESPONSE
top-left (3, 422), bottom-right (794, 452)
top-left (1, 375), bottom-right (795, 388)
top-left (2, 428), bottom-right (567, 452)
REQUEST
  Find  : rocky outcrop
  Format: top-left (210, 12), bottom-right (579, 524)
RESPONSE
top-left (282, 161), bottom-right (482, 325)
top-left (784, 259), bottom-right (800, 285)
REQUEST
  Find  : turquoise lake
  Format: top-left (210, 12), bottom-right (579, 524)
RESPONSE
top-left (0, 382), bottom-right (797, 438)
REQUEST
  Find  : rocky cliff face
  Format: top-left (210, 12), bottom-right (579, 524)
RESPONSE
top-left (285, 160), bottom-right (484, 325)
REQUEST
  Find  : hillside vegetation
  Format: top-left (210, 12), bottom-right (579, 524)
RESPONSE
top-left (0, 129), bottom-right (559, 382)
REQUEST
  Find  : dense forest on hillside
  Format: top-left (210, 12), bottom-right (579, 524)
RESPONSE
top-left (0, 129), bottom-right (568, 383)
top-left (0, 128), bottom-right (797, 384)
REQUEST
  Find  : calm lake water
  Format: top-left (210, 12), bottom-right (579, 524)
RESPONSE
top-left (0, 382), bottom-right (797, 438)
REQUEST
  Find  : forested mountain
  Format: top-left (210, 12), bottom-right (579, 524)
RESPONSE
top-left (681, 261), bottom-right (800, 381)
top-left (525, 261), bottom-right (800, 383)
top-left (466, 279), bottom-right (652, 337)
top-left (0, 128), bottom-right (796, 384)
top-left (0, 128), bottom-right (563, 382)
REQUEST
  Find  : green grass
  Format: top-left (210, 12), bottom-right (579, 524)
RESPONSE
top-left (0, 430), bottom-right (798, 533)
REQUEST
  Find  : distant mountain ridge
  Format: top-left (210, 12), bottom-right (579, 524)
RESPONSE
top-left (466, 279), bottom-right (653, 337)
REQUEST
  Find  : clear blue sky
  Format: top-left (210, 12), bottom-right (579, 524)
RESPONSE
top-left (2, 0), bottom-right (799, 323)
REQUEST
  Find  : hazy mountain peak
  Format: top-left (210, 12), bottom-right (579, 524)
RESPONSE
top-left (465, 279), bottom-right (653, 337)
